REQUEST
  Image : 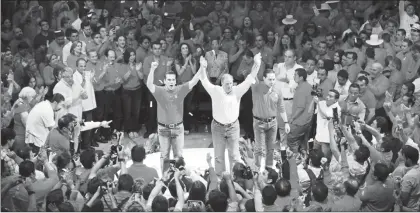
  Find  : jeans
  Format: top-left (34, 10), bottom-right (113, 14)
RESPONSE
top-left (122, 87), bottom-right (143, 132)
top-left (253, 118), bottom-right (278, 168)
top-left (287, 122), bottom-right (311, 153)
top-left (81, 110), bottom-right (93, 149)
top-left (277, 99), bottom-right (293, 145)
top-left (158, 124), bottom-right (184, 173)
top-left (93, 90), bottom-right (107, 138)
top-left (211, 120), bottom-right (241, 176)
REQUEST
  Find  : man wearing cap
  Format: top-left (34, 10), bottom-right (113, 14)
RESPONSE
top-left (48, 30), bottom-right (67, 59)
top-left (200, 53), bottom-right (261, 176)
top-left (366, 34), bottom-right (387, 66)
top-left (399, 0), bottom-right (419, 40)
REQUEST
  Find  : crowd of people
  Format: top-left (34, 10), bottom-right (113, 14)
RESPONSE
top-left (1, 0), bottom-right (420, 212)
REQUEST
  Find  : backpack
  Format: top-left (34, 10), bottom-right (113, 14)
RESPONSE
top-left (303, 168), bottom-right (324, 207)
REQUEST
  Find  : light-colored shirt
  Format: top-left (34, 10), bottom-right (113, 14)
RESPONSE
top-left (273, 63), bottom-right (302, 99)
top-left (73, 70), bottom-right (96, 112)
top-left (53, 80), bottom-right (84, 121)
top-left (334, 80), bottom-right (351, 101)
top-left (62, 40), bottom-right (87, 66)
top-left (315, 101), bottom-right (341, 143)
top-left (201, 75), bottom-right (255, 124)
top-left (359, 21), bottom-right (383, 35)
top-left (399, 1), bottom-right (419, 39)
top-left (25, 100), bottom-right (56, 147)
top-left (306, 71), bottom-right (318, 86)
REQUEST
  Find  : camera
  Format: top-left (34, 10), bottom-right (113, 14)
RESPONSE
top-left (110, 144), bottom-right (122, 155)
top-left (332, 107), bottom-right (345, 150)
top-left (311, 85), bottom-right (323, 97)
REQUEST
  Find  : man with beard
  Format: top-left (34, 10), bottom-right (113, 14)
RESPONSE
top-left (146, 57), bottom-right (201, 172)
top-left (33, 20), bottom-right (55, 51)
top-left (9, 27), bottom-right (32, 55)
top-left (48, 30), bottom-right (67, 59)
top-left (53, 67), bottom-right (88, 152)
top-left (25, 93), bottom-right (65, 154)
top-left (200, 53), bottom-right (261, 176)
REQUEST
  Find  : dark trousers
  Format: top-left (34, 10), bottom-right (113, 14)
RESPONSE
top-left (81, 110), bottom-right (93, 149)
top-left (121, 87), bottom-right (143, 132)
top-left (103, 89), bottom-right (124, 139)
top-left (93, 90), bottom-right (107, 138)
top-left (239, 88), bottom-right (254, 139)
top-left (145, 89), bottom-right (157, 133)
top-left (183, 85), bottom-right (196, 131)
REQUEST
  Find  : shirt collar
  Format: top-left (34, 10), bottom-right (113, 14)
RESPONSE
top-left (345, 97), bottom-right (360, 105)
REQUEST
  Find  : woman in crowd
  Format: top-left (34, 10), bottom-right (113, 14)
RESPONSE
top-left (1, 19), bottom-right (13, 51)
top-left (66, 41), bottom-right (87, 71)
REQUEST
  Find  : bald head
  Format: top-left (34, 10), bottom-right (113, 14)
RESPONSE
top-left (221, 74), bottom-right (233, 84)
top-left (371, 62), bottom-right (383, 76)
top-left (221, 74), bottom-right (233, 93)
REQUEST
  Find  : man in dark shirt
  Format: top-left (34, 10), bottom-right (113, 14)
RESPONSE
top-left (33, 20), bottom-right (55, 51)
top-left (146, 56), bottom-right (201, 172)
top-left (288, 68), bottom-right (313, 153)
top-left (142, 41), bottom-right (171, 138)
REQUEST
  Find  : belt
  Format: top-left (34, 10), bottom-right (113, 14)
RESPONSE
top-left (283, 98), bottom-right (293, 101)
top-left (213, 119), bottom-right (237, 127)
top-left (158, 121), bottom-right (183, 129)
top-left (253, 116), bottom-right (276, 122)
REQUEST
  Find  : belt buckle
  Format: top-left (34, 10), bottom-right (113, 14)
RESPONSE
top-left (168, 124), bottom-right (175, 128)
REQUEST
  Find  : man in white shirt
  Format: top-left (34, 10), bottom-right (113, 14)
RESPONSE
top-left (53, 67), bottom-right (88, 152)
top-left (73, 58), bottom-right (97, 149)
top-left (399, 0), bottom-right (419, 40)
top-left (313, 89), bottom-right (341, 161)
top-left (359, 13), bottom-right (383, 35)
top-left (25, 94), bottom-right (65, 154)
top-left (62, 28), bottom-right (87, 66)
top-left (273, 49), bottom-right (303, 145)
top-left (334, 69), bottom-right (351, 101)
top-left (200, 54), bottom-right (261, 176)
top-left (304, 57), bottom-right (318, 86)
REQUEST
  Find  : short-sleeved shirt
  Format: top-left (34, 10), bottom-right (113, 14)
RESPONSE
top-left (153, 83), bottom-right (191, 124)
top-left (331, 195), bottom-right (362, 212)
top-left (25, 100), bottom-right (56, 147)
top-left (401, 165), bottom-right (420, 210)
top-left (291, 81), bottom-right (313, 125)
top-left (359, 89), bottom-right (377, 110)
top-left (252, 81), bottom-right (285, 118)
top-left (360, 179), bottom-right (395, 212)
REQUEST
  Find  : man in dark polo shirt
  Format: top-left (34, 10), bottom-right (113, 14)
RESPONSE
top-left (288, 68), bottom-right (313, 153)
top-left (142, 41), bottom-right (171, 138)
top-left (146, 58), bottom-right (201, 172)
top-left (356, 76), bottom-right (377, 122)
top-left (252, 69), bottom-right (290, 168)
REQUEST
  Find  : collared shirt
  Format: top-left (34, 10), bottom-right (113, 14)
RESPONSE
top-left (103, 63), bottom-right (123, 91)
top-left (73, 70), bottom-right (97, 111)
top-left (153, 83), bottom-right (191, 124)
top-left (401, 165), bottom-right (420, 210)
top-left (252, 81), bottom-right (285, 119)
top-left (345, 63), bottom-right (363, 83)
top-left (334, 80), bottom-right (351, 101)
top-left (53, 80), bottom-right (84, 120)
top-left (306, 71), bottom-right (318, 86)
top-left (359, 89), bottom-right (377, 114)
top-left (0, 149), bottom-right (18, 178)
top-left (292, 81), bottom-right (313, 125)
top-left (205, 50), bottom-right (229, 78)
top-left (273, 62), bottom-right (302, 99)
top-left (142, 55), bottom-right (170, 86)
top-left (202, 75), bottom-right (255, 124)
top-left (339, 97), bottom-right (366, 125)
top-left (369, 74), bottom-right (390, 109)
top-left (25, 100), bottom-right (56, 147)
top-left (86, 60), bottom-right (106, 91)
top-left (315, 101), bottom-right (341, 143)
top-left (62, 40), bottom-right (87, 66)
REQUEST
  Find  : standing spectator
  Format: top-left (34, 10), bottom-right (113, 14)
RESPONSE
top-left (397, 145), bottom-right (420, 212)
top-left (343, 51), bottom-right (363, 82)
top-left (33, 20), bottom-right (54, 51)
top-left (1, 128), bottom-right (19, 178)
top-left (47, 30), bottom-right (67, 60)
top-left (205, 37), bottom-right (229, 85)
top-left (127, 145), bottom-right (159, 185)
top-left (11, 87), bottom-right (36, 152)
top-left (334, 69), bottom-right (351, 101)
top-left (368, 63), bottom-right (390, 117)
top-left (399, 0), bottom-right (419, 40)
top-left (62, 28), bottom-right (86, 66)
top-left (339, 83), bottom-right (366, 126)
top-left (357, 76), bottom-right (377, 122)
top-left (25, 93), bottom-right (65, 154)
top-left (9, 27), bottom-right (32, 55)
top-left (401, 44), bottom-right (420, 82)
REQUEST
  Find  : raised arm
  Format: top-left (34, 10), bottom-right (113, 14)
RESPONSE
top-left (236, 53), bottom-right (261, 96)
top-left (146, 61), bottom-right (159, 93)
top-left (188, 64), bottom-right (202, 89)
top-left (198, 56), bottom-right (216, 94)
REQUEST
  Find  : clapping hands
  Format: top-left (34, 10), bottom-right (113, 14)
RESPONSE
top-left (253, 53), bottom-right (262, 64)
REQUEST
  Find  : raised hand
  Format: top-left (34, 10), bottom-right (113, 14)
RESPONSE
top-left (253, 53), bottom-right (262, 63)
top-left (151, 61), bottom-right (159, 70)
top-left (135, 62), bottom-right (142, 71)
top-left (199, 56), bottom-right (207, 68)
top-left (101, 120), bottom-right (112, 128)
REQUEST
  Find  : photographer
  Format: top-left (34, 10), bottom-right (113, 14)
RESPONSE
top-left (313, 89), bottom-right (341, 161)
top-left (44, 113), bottom-right (112, 155)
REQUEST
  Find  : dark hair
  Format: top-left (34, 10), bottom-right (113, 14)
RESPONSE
top-left (123, 48), bottom-right (136, 64)
top-left (81, 20), bottom-right (90, 29)
top-left (17, 145), bottom-right (32, 160)
top-left (244, 48), bottom-right (254, 59)
top-left (39, 19), bottom-right (49, 27)
top-left (87, 176), bottom-right (104, 195)
top-left (334, 49), bottom-right (345, 64)
top-left (295, 68), bottom-right (307, 81)
top-left (104, 48), bottom-right (116, 57)
top-left (113, 35), bottom-right (126, 42)
top-left (139, 36), bottom-right (151, 44)
top-left (118, 174), bottom-right (134, 192)
top-left (344, 177), bottom-right (359, 196)
top-left (337, 69), bottom-right (349, 80)
top-left (346, 51), bottom-right (358, 61)
top-left (309, 149), bottom-right (324, 167)
top-left (402, 145), bottom-right (419, 165)
top-left (403, 82), bottom-right (415, 95)
top-left (311, 181), bottom-right (328, 202)
top-left (301, 36), bottom-right (313, 46)
top-left (151, 40), bottom-right (162, 48)
top-left (18, 41), bottom-right (30, 50)
top-left (46, 189), bottom-right (64, 211)
top-left (188, 181), bottom-right (206, 203)
top-left (375, 116), bottom-right (389, 134)
top-left (349, 83), bottom-right (360, 91)
top-left (19, 160), bottom-right (35, 177)
top-left (65, 28), bottom-right (78, 38)
top-left (152, 195), bottom-right (169, 212)
top-left (176, 43), bottom-right (193, 66)
top-left (411, 43), bottom-right (420, 52)
top-left (51, 93), bottom-right (65, 104)
top-left (397, 29), bottom-right (406, 36)
top-left (274, 179), bottom-right (291, 197)
top-left (143, 183), bottom-right (154, 200)
top-left (373, 163), bottom-right (390, 182)
top-left (76, 58), bottom-right (87, 67)
top-left (382, 33), bottom-right (391, 43)
top-left (329, 89), bottom-right (340, 99)
top-left (207, 190), bottom-right (228, 212)
top-left (354, 145), bottom-right (370, 164)
top-left (55, 152), bottom-right (71, 171)
top-left (265, 167), bottom-right (278, 184)
top-left (1, 128), bottom-right (16, 146)
top-left (357, 76), bottom-right (369, 85)
top-left (245, 199), bottom-right (256, 212)
top-left (262, 185), bottom-right (277, 205)
top-left (131, 145), bottom-right (146, 162)
top-left (263, 69), bottom-right (275, 78)
top-left (80, 149), bottom-right (96, 169)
